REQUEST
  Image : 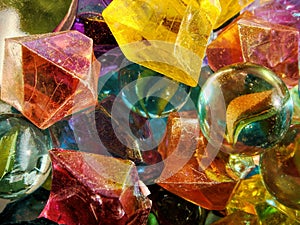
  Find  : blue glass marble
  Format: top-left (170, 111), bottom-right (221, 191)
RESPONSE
top-left (198, 62), bottom-right (293, 156)
top-left (118, 63), bottom-right (191, 118)
top-left (0, 114), bottom-right (51, 201)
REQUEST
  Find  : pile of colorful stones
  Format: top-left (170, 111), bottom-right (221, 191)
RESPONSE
top-left (0, 0), bottom-right (300, 224)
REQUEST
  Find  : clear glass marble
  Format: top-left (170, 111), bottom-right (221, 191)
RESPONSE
top-left (0, 114), bottom-right (51, 200)
top-left (118, 63), bottom-right (191, 118)
top-left (198, 62), bottom-right (293, 156)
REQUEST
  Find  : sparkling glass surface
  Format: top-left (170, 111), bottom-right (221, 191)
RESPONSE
top-left (199, 62), bottom-right (293, 155)
top-left (0, 114), bottom-right (51, 200)
top-left (119, 63), bottom-right (191, 118)
top-left (1, 30), bottom-right (100, 129)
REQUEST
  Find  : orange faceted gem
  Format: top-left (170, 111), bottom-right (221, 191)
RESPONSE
top-left (156, 111), bottom-right (238, 210)
top-left (1, 30), bottom-right (100, 129)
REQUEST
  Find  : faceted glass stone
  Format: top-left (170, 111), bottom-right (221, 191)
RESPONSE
top-left (210, 210), bottom-right (259, 225)
top-left (206, 11), bottom-right (253, 71)
top-left (1, 30), bottom-right (100, 129)
top-left (0, 114), bottom-right (51, 200)
top-left (119, 63), bottom-right (191, 118)
top-left (102, 0), bottom-right (221, 87)
top-left (72, 12), bottom-right (118, 57)
top-left (214, 0), bottom-right (255, 29)
top-left (260, 124), bottom-right (300, 210)
top-left (149, 185), bottom-right (207, 225)
top-left (156, 111), bottom-right (239, 210)
top-left (238, 16), bottom-right (299, 87)
top-left (252, 0), bottom-right (300, 31)
top-left (40, 149), bottom-right (151, 225)
top-left (199, 62), bottom-right (293, 156)
top-left (226, 174), bottom-right (300, 225)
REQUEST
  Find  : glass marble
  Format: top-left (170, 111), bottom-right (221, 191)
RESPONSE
top-left (0, 114), bottom-right (51, 200)
top-left (260, 124), bottom-right (300, 210)
top-left (199, 62), bottom-right (293, 156)
top-left (1, 30), bottom-right (100, 129)
top-left (118, 63), bottom-right (191, 118)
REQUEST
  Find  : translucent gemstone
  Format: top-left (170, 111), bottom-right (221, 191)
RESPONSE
top-left (199, 62), bottom-right (293, 156)
top-left (238, 17), bottom-right (299, 87)
top-left (214, 0), bottom-right (255, 29)
top-left (119, 63), bottom-right (191, 118)
top-left (206, 11), bottom-right (253, 71)
top-left (149, 185), bottom-right (206, 225)
top-left (260, 124), bottom-right (300, 210)
top-left (226, 174), bottom-right (300, 224)
top-left (210, 210), bottom-right (259, 225)
top-left (1, 30), bottom-right (100, 129)
top-left (156, 111), bottom-right (239, 210)
top-left (102, 0), bottom-right (221, 87)
top-left (40, 149), bottom-right (151, 225)
top-left (252, 0), bottom-right (300, 31)
top-left (0, 114), bottom-right (51, 200)
top-left (72, 12), bottom-right (118, 57)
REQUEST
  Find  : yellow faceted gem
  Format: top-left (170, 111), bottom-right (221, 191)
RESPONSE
top-left (103, 0), bottom-right (221, 87)
top-left (214, 0), bottom-right (255, 29)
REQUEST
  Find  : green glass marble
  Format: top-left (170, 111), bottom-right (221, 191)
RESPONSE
top-left (118, 63), bottom-right (191, 118)
top-left (199, 62), bottom-right (293, 156)
top-left (0, 114), bottom-right (51, 200)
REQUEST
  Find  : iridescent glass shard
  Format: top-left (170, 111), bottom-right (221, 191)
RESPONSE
top-left (238, 17), bottom-right (299, 87)
top-left (102, 0), bottom-right (221, 87)
top-left (156, 111), bottom-right (238, 210)
top-left (40, 149), bottom-right (151, 225)
top-left (1, 30), bottom-right (100, 129)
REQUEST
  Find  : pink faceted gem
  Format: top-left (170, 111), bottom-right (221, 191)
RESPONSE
top-left (238, 17), bottom-right (299, 87)
top-left (40, 149), bottom-right (151, 225)
top-left (1, 30), bottom-right (100, 129)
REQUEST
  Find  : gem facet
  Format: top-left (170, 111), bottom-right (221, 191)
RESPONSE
top-left (1, 30), bottom-right (100, 129)
top-left (40, 148), bottom-right (151, 225)
top-left (156, 111), bottom-right (238, 210)
top-left (238, 17), bottom-right (299, 87)
top-left (199, 62), bottom-right (293, 155)
top-left (102, 0), bottom-right (221, 87)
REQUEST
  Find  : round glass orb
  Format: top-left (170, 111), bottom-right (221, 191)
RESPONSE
top-left (198, 62), bottom-right (293, 156)
top-left (260, 124), bottom-right (300, 210)
top-left (118, 63), bottom-right (191, 118)
top-left (0, 114), bottom-right (51, 200)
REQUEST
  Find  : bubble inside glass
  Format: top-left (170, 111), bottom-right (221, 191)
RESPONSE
top-left (119, 63), bottom-right (191, 118)
top-left (0, 114), bottom-right (51, 200)
top-left (199, 62), bottom-right (293, 156)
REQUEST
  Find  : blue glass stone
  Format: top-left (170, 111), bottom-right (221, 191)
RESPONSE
top-left (118, 63), bottom-right (191, 118)
top-left (198, 62), bottom-right (293, 156)
top-left (0, 114), bottom-right (51, 201)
